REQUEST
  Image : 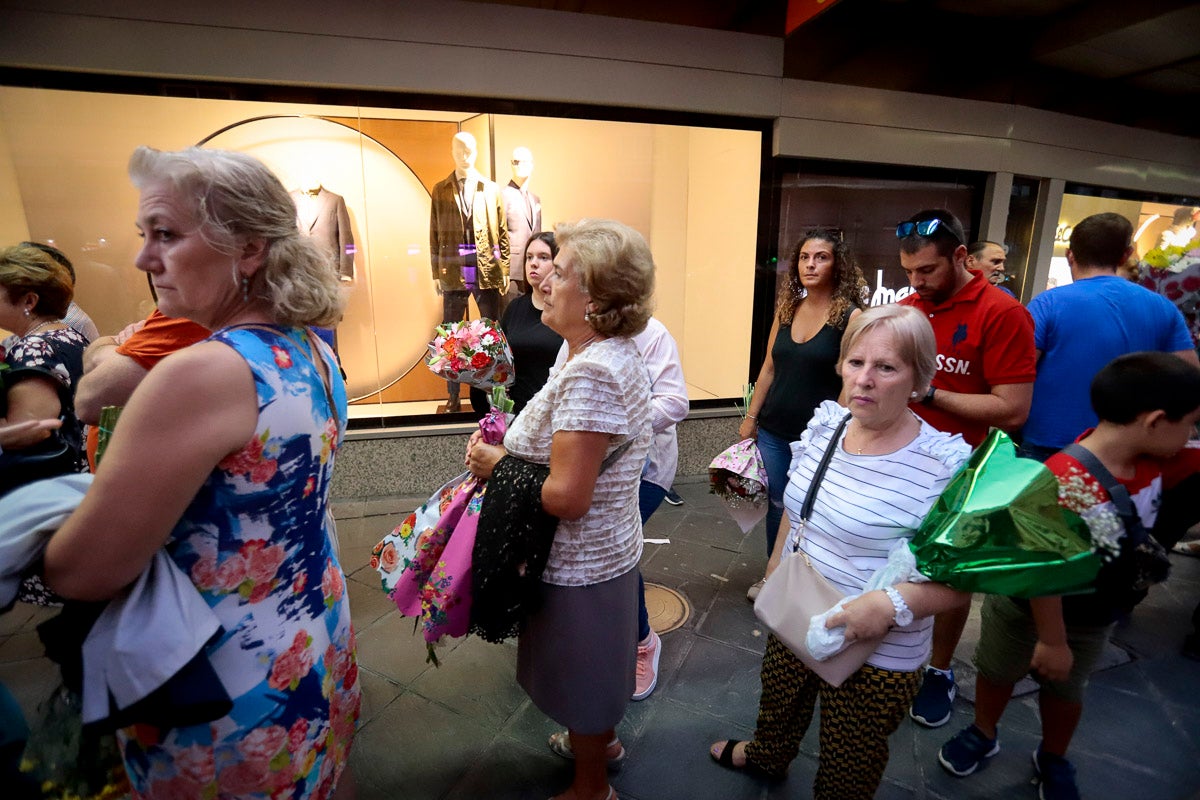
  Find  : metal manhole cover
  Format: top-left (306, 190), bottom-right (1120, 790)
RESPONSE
top-left (644, 582), bottom-right (690, 635)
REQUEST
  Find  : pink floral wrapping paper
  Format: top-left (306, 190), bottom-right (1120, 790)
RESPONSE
top-left (370, 407), bottom-right (509, 663)
top-left (708, 438), bottom-right (769, 533)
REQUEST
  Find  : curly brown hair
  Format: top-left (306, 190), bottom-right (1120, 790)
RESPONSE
top-left (776, 228), bottom-right (867, 327)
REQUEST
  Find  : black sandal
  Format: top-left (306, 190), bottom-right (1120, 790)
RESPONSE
top-left (710, 739), bottom-right (785, 780)
top-left (711, 739), bottom-right (747, 770)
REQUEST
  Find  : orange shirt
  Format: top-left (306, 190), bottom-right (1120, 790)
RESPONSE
top-left (116, 310), bottom-right (211, 369)
top-left (85, 310), bottom-right (210, 468)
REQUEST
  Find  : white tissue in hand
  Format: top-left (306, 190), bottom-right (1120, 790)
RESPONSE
top-left (807, 598), bottom-right (851, 660)
top-left (805, 538), bottom-right (928, 661)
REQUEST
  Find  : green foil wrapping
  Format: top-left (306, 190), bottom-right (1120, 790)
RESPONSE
top-left (94, 404), bottom-right (122, 467)
top-left (910, 429), bottom-right (1101, 598)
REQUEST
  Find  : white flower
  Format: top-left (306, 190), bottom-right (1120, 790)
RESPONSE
top-left (1080, 504), bottom-right (1123, 560)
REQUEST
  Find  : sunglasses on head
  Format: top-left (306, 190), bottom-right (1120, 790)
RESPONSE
top-left (895, 218), bottom-right (959, 242)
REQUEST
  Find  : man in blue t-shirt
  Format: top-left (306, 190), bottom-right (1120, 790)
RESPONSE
top-left (1020, 212), bottom-right (1199, 462)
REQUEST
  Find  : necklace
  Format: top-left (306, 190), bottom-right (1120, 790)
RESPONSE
top-left (23, 319), bottom-right (56, 338)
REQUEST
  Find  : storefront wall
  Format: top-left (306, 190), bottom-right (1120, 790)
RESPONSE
top-left (2, 0), bottom-right (1199, 497)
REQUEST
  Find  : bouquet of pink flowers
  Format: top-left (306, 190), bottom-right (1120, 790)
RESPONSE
top-left (708, 438), bottom-right (769, 533)
top-left (371, 379), bottom-right (517, 663)
top-left (371, 399), bottom-right (508, 665)
top-left (425, 318), bottom-right (515, 389)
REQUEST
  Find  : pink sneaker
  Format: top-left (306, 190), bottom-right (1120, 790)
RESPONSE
top-left (632, 629), bottom-right (662, 701)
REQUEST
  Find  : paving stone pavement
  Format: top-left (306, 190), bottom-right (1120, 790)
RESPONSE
top-left (4, 479), bottom-right (1200, 799)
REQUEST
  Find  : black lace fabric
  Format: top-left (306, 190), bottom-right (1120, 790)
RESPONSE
top-left (469, 455), bottom-right (558, 643)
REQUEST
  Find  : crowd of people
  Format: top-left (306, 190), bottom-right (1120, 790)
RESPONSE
top-left (2, 142), bottom-right (1198, 800)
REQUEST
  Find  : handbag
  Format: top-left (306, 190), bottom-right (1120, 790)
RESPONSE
top-left (0, 430), bottom-right (77, 498)
top-left (1, 366), bottom-right (79, 498)
top-left (753, 412), bottom-right (885, 687)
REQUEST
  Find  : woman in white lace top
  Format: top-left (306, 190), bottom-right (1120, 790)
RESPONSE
top-left (466, 218), bottom-right (654, 800)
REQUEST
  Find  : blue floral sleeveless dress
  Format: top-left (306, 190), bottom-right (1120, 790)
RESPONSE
top-left (117, 326), bottom-right (359, 800)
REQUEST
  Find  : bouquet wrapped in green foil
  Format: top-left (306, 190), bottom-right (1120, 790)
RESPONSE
top-left (910, 429), bottom-right (1102, 598)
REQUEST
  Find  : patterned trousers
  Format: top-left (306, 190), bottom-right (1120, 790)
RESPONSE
top-left (744, 634), bottom-right (922, 800)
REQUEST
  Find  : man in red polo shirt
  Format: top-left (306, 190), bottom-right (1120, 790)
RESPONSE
top-left (896, 208), bottom-right (1037, 729)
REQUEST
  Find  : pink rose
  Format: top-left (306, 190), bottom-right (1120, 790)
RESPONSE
top-left (268, 630), bottom-right (314, 690)
top-left (379, 542), bottom-right (399, 573)
top-left (268, 647), bottom-right (303, 691)
top-left (239, 724), bottom-right (289, 761)
top-left (244, 540), bottom-right (286, 584)
top-left (250, 458), bottom-right (279, 484)
top-left (219, 437), bottom-right (264, 475)
top-left (216, 554), bottom-right (248, 592)
top-left (191, 555), bottom-right (219, 589)
top-left (293, 572), bottom-right (308, 594)
top-left (322, 559), bottom-right (345, 602)
top-left (289, 717), bottom-right (311, 752)
top-left (174, 744), bottom-right (215, 786)
top-left (330, 686), bottom-right (360, 741)
top-left (331, 647), bottom-right (350, 684)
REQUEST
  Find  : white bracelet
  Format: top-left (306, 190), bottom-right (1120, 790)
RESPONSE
top-left (883, 586), bottom-right (913, 627)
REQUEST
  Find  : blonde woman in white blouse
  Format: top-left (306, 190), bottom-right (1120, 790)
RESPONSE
top-left (467, 218), bottom-right (654, 800)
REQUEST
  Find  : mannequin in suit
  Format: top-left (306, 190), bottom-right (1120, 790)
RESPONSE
top-left (291, 178), bottom-right (353, 355)
top-left (502, 146), bottom-right (542, 301)
top-left (291, 179), bottom-right (355, 281)
top-left (429, 131), bottom-right (510, 411)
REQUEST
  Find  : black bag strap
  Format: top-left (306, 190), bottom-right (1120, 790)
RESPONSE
top-left (1061, 443), bottom-right (1147, 540)
top-left (600, 438), bottom-right (634, 474)
top-left (790, 413), bottom-right (853, 555)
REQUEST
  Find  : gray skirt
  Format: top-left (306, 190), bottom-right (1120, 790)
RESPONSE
top-left (517, 566), bottom-right (639, 735)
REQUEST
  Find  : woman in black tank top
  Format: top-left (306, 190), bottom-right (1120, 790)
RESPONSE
top-left (739, 228), bottom-right (867, 600)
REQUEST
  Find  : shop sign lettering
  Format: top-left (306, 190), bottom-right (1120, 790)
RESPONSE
top-left (869, 269), bottom-right (915, 306)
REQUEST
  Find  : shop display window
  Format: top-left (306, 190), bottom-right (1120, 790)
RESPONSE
top-left (1052, 188), bottom-right (1199, 291)
top-left (0, 86), bottom-right (763, 424)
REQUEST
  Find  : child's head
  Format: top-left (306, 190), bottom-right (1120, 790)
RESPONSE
top-left (1092, 352), bottom-right (1200, 457)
